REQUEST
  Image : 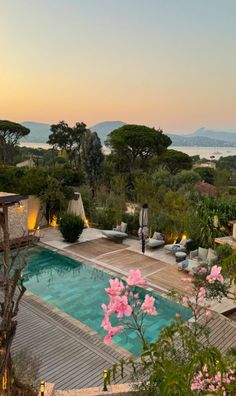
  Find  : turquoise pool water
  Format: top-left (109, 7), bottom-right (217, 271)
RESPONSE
top-left (23, 246), bottom-right (192, 355)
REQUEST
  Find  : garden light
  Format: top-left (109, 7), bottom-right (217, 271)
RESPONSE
top-left (103, 370), bottom-right (108, 391)
top-left (40, 380), bottom-right (45, 396)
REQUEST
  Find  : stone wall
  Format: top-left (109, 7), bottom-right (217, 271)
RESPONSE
top-left (0, 199), bottom-right (28, 242)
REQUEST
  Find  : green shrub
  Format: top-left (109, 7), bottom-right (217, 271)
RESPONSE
top-left (122, 212), bottom-right (139, 236)
top-left (13, 349), bottom-right (40, 395)
top-left (59, 213), bottom-right (84, 242)
top-left (216, 243), bottom-right (233, 264)
top-left (92, 207), bottom-right (116, 229)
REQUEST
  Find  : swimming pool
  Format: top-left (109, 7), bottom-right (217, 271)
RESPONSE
top-left (23, 245), bottom-right (192, 355)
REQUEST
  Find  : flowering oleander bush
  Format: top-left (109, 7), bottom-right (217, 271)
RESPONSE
top-left (191, 364), bottom-right (235, 394)
top-left (101, 267), bottom-right (236, 395)
top-left (101, 270), bottom-right (157, 347)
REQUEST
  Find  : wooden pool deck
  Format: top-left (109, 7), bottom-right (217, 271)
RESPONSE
top-left (64, 238), bottom-right (191, 294)
top-left (13, 229), bottom-right (236, 390)
top-left (14, 293), bottom-right (131, 390)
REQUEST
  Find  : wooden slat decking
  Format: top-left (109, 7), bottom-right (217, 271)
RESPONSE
top-left (65, 239), bottom-right (191, 293)
top-left (146, 265), bottom-right (192, 293)
top-left (13, 294), bottom-right (131, 389)
top-left (100, 249), bottom-right (167, 276)
top-left (199, 314), bottom-right (236, 354)
top-left (65, 238), bottom-right (128, 259)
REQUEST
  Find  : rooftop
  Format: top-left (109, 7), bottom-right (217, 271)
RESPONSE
top-left (0, 192), bottom-right (28, 205)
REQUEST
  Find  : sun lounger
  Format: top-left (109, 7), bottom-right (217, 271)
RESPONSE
top-left (102, 230), bottom-right (128, 243)
top-left (146, 231), bottom-right (165, 249)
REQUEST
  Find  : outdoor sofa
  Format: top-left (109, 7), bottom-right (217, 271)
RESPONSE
top-left (178, 247), bottom-right (218, 273)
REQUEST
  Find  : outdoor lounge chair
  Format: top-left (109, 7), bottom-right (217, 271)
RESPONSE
top-left (164, 238), bottom-right (188, 254)
top-left (146, 232), bottom-right (165, 249)
top-left (102, 222), bottom-right (128, 243)
top-left (102, 230), bottom-right (128, 242)
top-left (113, 222), bottom-right (127, 233)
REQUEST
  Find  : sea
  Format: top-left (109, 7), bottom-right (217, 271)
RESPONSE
top-left (19, 142), bottom-right (236, 160)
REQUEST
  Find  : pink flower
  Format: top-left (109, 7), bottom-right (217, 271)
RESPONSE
top-left (198, 287), bottom-right (206, 302)
top-left (104, 324), bottom-right (124, 344)
top-left (108, 295), bottom-right (132, 318)
top-left (141, 295), bottom-right (157, 315)
top-left (101, 315), bottom-right (111, 330)
top-left (199, 267), bottom-right (207, 273)
top-left (206, 265), bottom-right (224, 284)
top-left (191, 382), bottom-right (204, 391)
top-left (105, 278), bottom-right (125, 297)
top-left (181, 277), bottom-right (192, 283)
top-left (127, 270), bottom-right (147, 287)
top-left (214, 372), bottom-right (221, 382)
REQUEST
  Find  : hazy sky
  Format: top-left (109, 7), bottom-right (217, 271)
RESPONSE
top-left (0, 0), bottom-right (236, 132)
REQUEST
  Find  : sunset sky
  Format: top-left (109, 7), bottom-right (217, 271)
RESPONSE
top-left (0, 0), bottom-right (236, 133)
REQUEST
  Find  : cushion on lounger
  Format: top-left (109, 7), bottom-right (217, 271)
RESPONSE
top-left (198, 247), bottom-right (208, 261)
top-left (120, 222), bottom-right (127, 233)
top-left (152, 232), bottom-right (163, 240)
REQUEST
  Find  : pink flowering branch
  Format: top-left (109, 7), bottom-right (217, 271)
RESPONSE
top-left (101, 270), bottom-right (157, 349)
top-left (191, 364), bottom-right (235, 394)
top-left (179, 265), bottom-right (226, 337)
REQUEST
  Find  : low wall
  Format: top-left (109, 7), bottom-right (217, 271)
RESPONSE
top-left (42, 383), bottom-right (136, 396)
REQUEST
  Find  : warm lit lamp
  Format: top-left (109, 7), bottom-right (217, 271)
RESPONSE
top-left (35, 226), bottom-right (41, 238)
top-left (16, 202), bottom-right (24, 211)
top-left (50, 215), bottom-right (58, 227)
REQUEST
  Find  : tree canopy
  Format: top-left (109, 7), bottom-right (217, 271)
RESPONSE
top-left (0, 120), bottom-right (30, 164)
top-left (47, 121), bottom-right (88, 164)
top-left (81, 130), bottom-right (103, 191)
top-left (217, 155), bottom-right (236, 171)
top-left (106, 124), bottom-right (171, 170)
top-left (194, 167), bottom-right (216, 184)
top-left (152, 149), bottom-right (192, 174)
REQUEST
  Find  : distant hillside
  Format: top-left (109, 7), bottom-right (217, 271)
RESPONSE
top-left (90, 121), bottom-right (126, 144)
top-left (20, 120), bottom-right (126, 144)
top-left (190, 127), bottom-right (236, 143)
top-left (168, 133), bottom-right (236, 147)
top-left (19, 121), bottom-right (236, 147)
top-left (21, 121), bottom-right (51, 143)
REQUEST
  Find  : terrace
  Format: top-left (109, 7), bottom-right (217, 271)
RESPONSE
top-left (11, 225), bottom-right (236, 391)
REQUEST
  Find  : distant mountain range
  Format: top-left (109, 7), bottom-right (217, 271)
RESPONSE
top-left (20, 122), bottom-right (236, 147)
top-left (20, 121), bottom-right (125, 145)
top-left (168, 127), bottom-right (236, 147)
top-left (90, 121), bottom-right (126, 143)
